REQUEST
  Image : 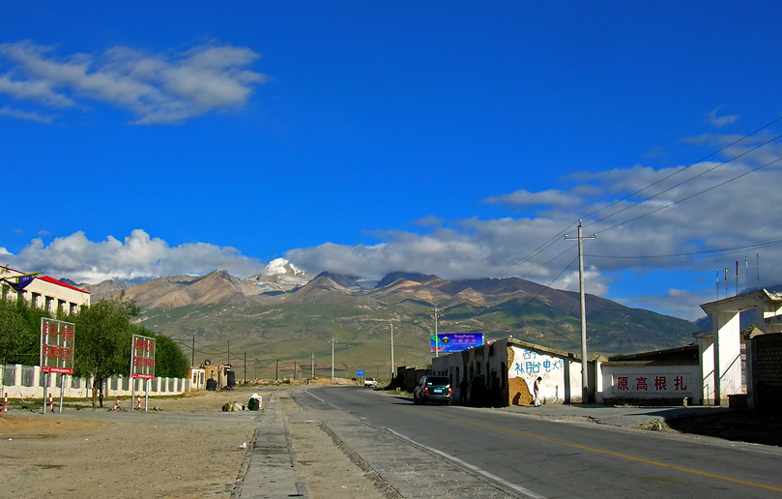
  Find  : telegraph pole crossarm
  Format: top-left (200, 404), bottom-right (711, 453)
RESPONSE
top-left (564, 219), bottom-right (597, 404)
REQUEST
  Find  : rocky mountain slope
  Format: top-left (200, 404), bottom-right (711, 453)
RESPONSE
top-left (91, 260), bottom-right (698, 378)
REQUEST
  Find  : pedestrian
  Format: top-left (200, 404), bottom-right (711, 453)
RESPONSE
top-left (533, 377), bottom-right (543, 406)
top-left (459, 377), bottom-right (469, 405)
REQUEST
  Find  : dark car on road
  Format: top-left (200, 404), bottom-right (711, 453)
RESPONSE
top-left (413, 375), bottom-right (452, 405)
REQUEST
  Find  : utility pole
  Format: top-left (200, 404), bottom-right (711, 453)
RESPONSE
top-left (434, 304), bottom-right (439, 358)
top-left (191, 335), bottom-right (195, 367)
top-left (244, 352), bottom-right (247, 384)
top-left (330, 339), bottom-right (335, 379)
top-left (227, 339), bottom-right (230, 366)
top-left (294, 361), bottom-right (297, 380)
top-left (311, 353), bottom-right (314, 379)
top-left (565, 219), bottom-right (596, 404)
top-left (390, 323), bottom-right (395, 380)
top-left (275, 359), bottom-right (279, 380)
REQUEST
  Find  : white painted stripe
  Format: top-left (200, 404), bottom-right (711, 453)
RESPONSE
top-left (384, 427), bottom-right (547, 499)
top-left (303, 389), bottom-right (342, 411)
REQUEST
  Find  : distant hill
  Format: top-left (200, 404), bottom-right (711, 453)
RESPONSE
top-left (91, 261), bottom-right (699, 378)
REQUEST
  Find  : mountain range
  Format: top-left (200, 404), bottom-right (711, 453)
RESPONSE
top-left (81, 259), bottom-right (700, 378)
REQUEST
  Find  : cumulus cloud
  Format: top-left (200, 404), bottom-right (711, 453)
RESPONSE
top-left (286, 134), bottom-right (782, 317)
top-left (0, 106), bottom-right (52, 123)
top-left (482, 188), bottom-right (578, 209)
top-left (0, 40), bottom-right (266, 124)
top-left (0, 229), bottom-right (264, 283)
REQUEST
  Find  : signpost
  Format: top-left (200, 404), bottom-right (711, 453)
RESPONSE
top-left (130, 335), bottom-right (155, 412)
top-left (40, 318), bottom-right (75, 414)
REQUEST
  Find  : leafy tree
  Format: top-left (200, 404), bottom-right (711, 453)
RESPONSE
top-left (73, 296), bottom-right (139, 407)
top-left (0, 292), bottom-right (50, 365)
top-left (130, 326), bottom-right (190, 378)
top-left (152, 331), bottom-right (190, 378)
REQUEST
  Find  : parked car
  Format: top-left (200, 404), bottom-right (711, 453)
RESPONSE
top-left (364, 377), bottom-right (378, 388)
top-left (413, 375), bottom-right (452, 405)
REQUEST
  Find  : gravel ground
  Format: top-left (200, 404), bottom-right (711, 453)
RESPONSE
top-left (0, 384), bottom-right (387, 498)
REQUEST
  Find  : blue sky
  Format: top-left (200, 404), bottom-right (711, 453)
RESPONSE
top-left (2, 1), bottom-right (782, 320)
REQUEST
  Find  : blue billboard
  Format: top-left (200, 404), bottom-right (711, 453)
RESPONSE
top-left (430, 333), bottom-right (484, 354)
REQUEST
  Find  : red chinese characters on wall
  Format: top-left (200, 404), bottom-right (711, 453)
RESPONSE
top-left (614, 373), bottom-right (690, 394)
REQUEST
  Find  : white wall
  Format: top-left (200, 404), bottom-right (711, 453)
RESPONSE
top-left (1, 364), bottom-right (189, 401)
top-left (508, 345), bottom-right (583, 404)
top-left (600, 364), bottom-right (701, 404)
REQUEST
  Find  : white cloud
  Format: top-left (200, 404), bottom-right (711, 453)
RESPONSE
top-left (285, 135), bottom-right (782, 318)
top-left (0, 106), bottom-right (52, 123)
top-left (0, 229), bottom-right (264, 283)
top-left (706, 107), bottom-right (738, 128)
top-left (482, 188), bottom-right (578, 208)
top-left (0, 40), bottom-right (267, 124)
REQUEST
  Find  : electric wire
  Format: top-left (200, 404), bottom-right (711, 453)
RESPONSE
top-left (584, 131), bottom-right (782, 231)
top-left (596, 155), bottom-right (782, 235)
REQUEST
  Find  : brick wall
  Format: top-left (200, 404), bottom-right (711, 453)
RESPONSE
top-left (752, 334), bottom-right (782, 411)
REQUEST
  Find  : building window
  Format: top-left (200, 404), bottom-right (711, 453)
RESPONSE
top-left (45, 296), bottom-right (53, 313)
top-left (31, 293), bottom-right (40, 308)
top-left (70, 303), bottom-right (77, 315)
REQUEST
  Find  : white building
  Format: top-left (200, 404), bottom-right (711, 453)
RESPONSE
top-left (1, 265), bottom-right (90, 314)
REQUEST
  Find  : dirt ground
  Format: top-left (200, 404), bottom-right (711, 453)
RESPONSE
top-left (0, 385), bottom-right (387, 498)
top-left (664, 409), bottom-right (782, 447)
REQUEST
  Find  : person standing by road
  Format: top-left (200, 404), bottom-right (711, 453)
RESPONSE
top-left (533, 377), bottom-right (543, 406)
top-left (459, 377), bottom-right (469, 405)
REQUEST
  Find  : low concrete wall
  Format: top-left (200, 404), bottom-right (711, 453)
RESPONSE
top-left (599, 363), bottom-right (700, 405)
top-left (1, 364), bottom-right (189, 400)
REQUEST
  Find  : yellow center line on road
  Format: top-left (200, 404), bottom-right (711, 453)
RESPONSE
top-left (429, 411), bottom-right (782, 493)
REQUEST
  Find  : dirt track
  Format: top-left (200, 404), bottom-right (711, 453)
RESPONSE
top-left (0, 385), bottom-right (384, 498)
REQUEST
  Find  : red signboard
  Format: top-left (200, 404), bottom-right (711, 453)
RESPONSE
top-left (40, 318), bottom-right (75, 374)
top-left (130, 335), bottom-right (156, 380)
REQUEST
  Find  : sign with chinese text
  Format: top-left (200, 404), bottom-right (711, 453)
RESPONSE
top-left (40, 318), bottom-right (75, 374)
top-left (130, 335), bottom-right (156, 380)
top-left (612, 373), bottom-right (693, 396)
top-left (430, 333), bottom-right (484, 353)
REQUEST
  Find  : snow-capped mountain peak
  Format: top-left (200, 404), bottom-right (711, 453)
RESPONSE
top-left (264, 258), bottom-right (305, 276)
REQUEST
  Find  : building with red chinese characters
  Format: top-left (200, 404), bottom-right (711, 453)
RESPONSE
top-left (599, 345), bottom-right (701, 405)
top-left (1, 265), bottom-right (90, 314)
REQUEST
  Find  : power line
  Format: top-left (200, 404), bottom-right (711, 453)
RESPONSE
top-left (596, 155), bottom-right (782, 234)
top-left (583, 115), bottom-right (782, 223)
top-left (586, 235), bottom-right (782, 260)
top-left (585, 131), bottom-right (782, 231)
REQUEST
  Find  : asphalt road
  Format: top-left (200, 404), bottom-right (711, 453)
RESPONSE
top-left (293, 386), bottom-right (782, 499)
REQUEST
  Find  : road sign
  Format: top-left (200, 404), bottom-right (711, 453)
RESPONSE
top-left (40, 318), bottom-right (75, 374)
top-left (357, 370), bottom-right (365, 376)
top-left (130, 335), bottom-right (156, 380)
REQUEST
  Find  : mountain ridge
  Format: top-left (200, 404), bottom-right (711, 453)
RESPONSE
top-left (86, 264), bottom-right (700, 377)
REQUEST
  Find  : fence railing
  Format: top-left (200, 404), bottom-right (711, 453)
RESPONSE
top-left (0, 364), bottom-right (190, 399)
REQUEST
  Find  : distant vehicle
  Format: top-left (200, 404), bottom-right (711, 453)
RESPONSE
top-left (413, 375), bottom-right (452, 405)
top-left (364, 377), bottom-right (378, 388)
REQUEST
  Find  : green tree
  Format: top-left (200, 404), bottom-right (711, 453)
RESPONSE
top-left (152, 332), bottom-right (190, 378)
top-left (0, 292), bottom-right (49, 365)
top-left (73, 296), bottom-right (139, 407)
top-left (130, 326), bottom-right (190, 378)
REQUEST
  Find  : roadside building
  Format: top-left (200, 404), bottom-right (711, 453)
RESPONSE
top-left (699, 289), bottom-right (782, 407)
top-left (599, 344), bottom-right (701, 405)
top-left (432, 337), bottom-right (599, 406)
top-left (1, 265), bottom-right (90, 313)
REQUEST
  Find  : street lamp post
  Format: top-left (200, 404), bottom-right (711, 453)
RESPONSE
top-left (390, 323), bottom-right (395, 380)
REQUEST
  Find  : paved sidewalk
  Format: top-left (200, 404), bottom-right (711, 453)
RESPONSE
top-left (496, 402), bottom-right (734, 429)
top-left (234, 393), bottom-right (309, 499)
